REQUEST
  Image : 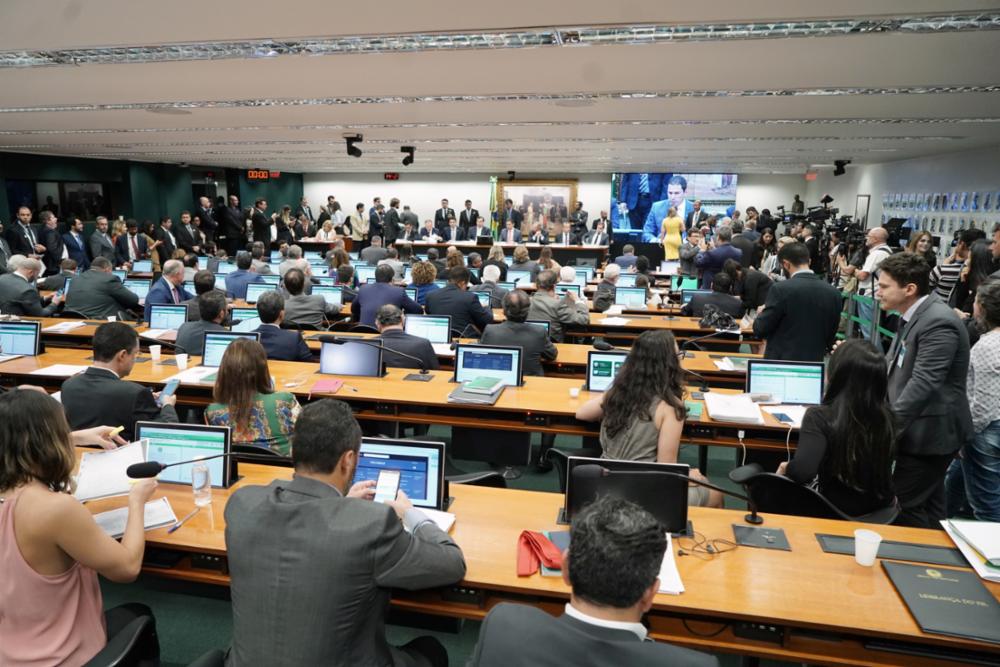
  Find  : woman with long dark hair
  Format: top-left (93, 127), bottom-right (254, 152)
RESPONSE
top-left (206, 339), bottom-right (300, 455)
top-left (779, 339), bottom-right (896, 516)
top-left (949, 239), bottom-right (992, 318)
top-left (576, 330), bottom-right (721, 507)
top-left (754, 227), bottom-right (778, 272)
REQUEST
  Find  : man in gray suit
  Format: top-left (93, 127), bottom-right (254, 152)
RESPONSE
top-left (282, 268), bottom-right (337, 328)
top-left (64, 257), bottom-right (140, 318)
top-left (225, 399), bottom-right (465, 667)
top-left (877, 253), bottom-right (973, 528)
top-left (88, 216), bottom-right (117, 264)
top-left (175, 290), bottom-right (227, 355)
top-left (481, 290), bottom-right (556, 376)
top-left (528, 269), bottom-right (590, 343)
top-left (0, 255), bottom-right (63, 316)
top-left (469, 495), bottom-right (717, 667)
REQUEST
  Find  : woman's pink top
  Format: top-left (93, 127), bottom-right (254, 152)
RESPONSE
top-left (0, 490), bottom-right (105, 666)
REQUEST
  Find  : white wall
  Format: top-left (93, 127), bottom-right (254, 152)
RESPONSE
top-left (735, 174), bottom-right (804, 215)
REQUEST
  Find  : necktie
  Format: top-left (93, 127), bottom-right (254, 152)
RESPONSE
top-left (171, 285), bottom-right (179, 304)
top-left (23, 225), bottom-right (36, 245)
top-left (639, 173), bottom-right (650, 195)
top-left (130, 235), bottom-right (139, 259)
top-left (517, 530), bottom-right (563, 577)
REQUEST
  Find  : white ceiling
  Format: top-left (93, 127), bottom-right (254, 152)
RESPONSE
top-left (0, 0), bottom-right (999, 173)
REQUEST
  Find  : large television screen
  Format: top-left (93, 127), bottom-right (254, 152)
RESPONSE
top-left (611, 173), bottom-right (738, 242)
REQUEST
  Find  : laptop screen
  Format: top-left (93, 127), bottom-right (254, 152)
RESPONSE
top-left (496, 281), bottom-right (516, 291)
top-left (130, 259), bottom-right (152, 272)
top-left (574, 267), bottom-right (595, 281)
top-left (659, 260), bottom-right (680, 275)
top-left (313, 275), bottom-right (336, 287)
top-left (0, 321), bottom-right (40, 356)
top-left (507, 269), bottom-right (532, 287)
top-left (586, 350), bottom-right (627, 392)
top-left (404, 315), bottom-right (452, 344)
top-left (312, 285), bottom-right (344, 308)
top-left (616, 273), bottom-right (638, 288)
top-left (244, 283), bottom-right (272, 304)
top-left (230, 307), bottom-right (258, 323)
top-left (201, 331), bottom-right (260, 367)
top-left (355, 265), bottom-right (377, 283)
top-left (352, 438), bottom-right (446, 509)
top-left (148, 304), bottom-right (187, 329)
top-left (526, 320), bottom-right (551, 337)
top-left (453, 344), bottom-right (522, 387)
top-left (258, 274), bottom-right (281, 285)
top-left (405, 288), bottom-right (418, 302)
top-left (123, 279), bottom-right (152, 299)
top-left (214, 262), bottom-right (236, 275)
top-left (475, 291), bottom-right (491, 308)
top-left (112, 269), bottom-right (128, 282)
top-left (673, 275), bottom-right (700, 291)
top-left (554, 283), bottom-right (581, 298)
top-left (746, 360), bottom-right (825, 405)
top-left (614, 287), bottom-right (647, 307)
top-left (136, 422), bottom-right (231, 488)
top-left (682, 289), bottom-right (712, 305)
top-left (319, 340), bottom-right (382, 376)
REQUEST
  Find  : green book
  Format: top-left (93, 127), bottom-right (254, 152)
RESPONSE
top-left (463, 376), bottom-right (504, 395)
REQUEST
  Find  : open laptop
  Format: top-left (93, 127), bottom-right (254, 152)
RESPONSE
top-left (258, 274), bottom-right (281, 285)
top-left (148, 304), bottom-right (187, 329)
top-left (0, 320), bottom-right (41, 363)
top-left (130, 259), bottom-right (152, 272)
top-left (616, 273), bottom-right (638, 288)
top-left (123, 279), bottom-right (152, 300)
top-left (404, 314), bottom-right (453, 355)
top-left (585, 350), bottom-right (627, 391)
top-left (352, 437), bottom-right (447, 510)
top-left (136, 422), bottom-right (234, 488)
top-left (405, 288), bottom-right (418, 302)
top-left (112, 269), bottom-right (128, 282)
top-left (526, 320), bottom-right (551, 338)
top-left (574, 267), bottom-right (595, 282)
top-left (355, 265), bottom-right (377, 283)
top-left (313, 275), bottom-right (336, 287)
top-left (745, 360), bottom-right (824, 422)
top-left (554, 283), bottom-right (582, 298)
top-left (474, 291), bottom-right (491, 308)
top-left (614, 287), bottom-right (647, 307)
top-left (681, 289), bottom-right (712, 305)
top-left (659, 260), bottom-right (680, 275)
top-left (672, 275), bottom-right (700, 291)
top-left (507, 269), bottom-right (532, 287)
top-left (453, 344), bottom-right (523, 387)
top-left (244, 283), bottom-right (273, 304)
top-left (312, 285), bottom-right (344, 308)
top-left (201, 331), bottom-right (261, 368)
top-left (213, 273), bottom-right (228, 290)
top-left (319, 339), bottom-right (383, 377)
top-left (229, 307), bottom-right (258, 324)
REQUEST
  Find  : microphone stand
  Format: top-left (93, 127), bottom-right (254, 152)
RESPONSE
top-left (679, 328), bottom-right (739, 358)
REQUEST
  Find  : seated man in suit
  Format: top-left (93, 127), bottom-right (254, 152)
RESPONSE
top-left (613, 244), bottom-right (639, 271)
top-left (592, 263), bottom-right (620, 313)
top-left (0, 255), bottom-right (63, 316)
top-left (253, 290), bottom-right (313, 362)
top-left (469, 495), bottom-right (717, 667)
top-left (61, 322), bottom-right (178, 441)
top-left (335, 264), bottom-right (358, 303)
top-left (419, 219), bottom-right (441, 242)
top-left (584, 219), bottom-right (610, 246)
top-left (360, 235), bottom-right (389, 265)
top-left (225, 398), bottom-right (466, 667)
top-left (469, 216), bottom-right (491, 241)
top-left (377, 247), bottom-right (405, 281)
top-left (527, 222), bottom-right (549, 245)
top-left (442, 218), bottom-right (465, 244)
top-left (64, 257), bottom-right (141, 319)
top-left (471, 264), bottom-right (509, 309)
top-left (62, 217), bottom-right (90, 271)
top-left (680, 272), bottom-right (744, 318)
top-left (375, 304), bottom-right (439, 371)
top-left (249, 242), bottom-right (273, 275)
top-left (283, 268), bottom-right (337, 328)
top-left (528, 269), bottom-right (590, 343)
top-left (425, 266), bottom-right (494, 337)
top-left (38, 258), bottom-right (77, 292)
top-left (481, 290), bottom-right (557, 376)
top-left (224, 251), bottom-right (265, 301)
top-left (183, 269), bottom-right (220, 321)
top-left (551, 221), bottom-right (579, 246)
top-left (351, 264), bottom-right (422, 327)
top-left (175, 290), bottom-right (228, 355)
top-left (89, 216), bottom-right (117, 264)
top-left (143, 259), bottom-right (192, 322)
top-left (499, 219), bottom-right (521, 245)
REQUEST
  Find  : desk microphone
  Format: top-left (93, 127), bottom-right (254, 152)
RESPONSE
top-left (573, 464), bottom-right (763, 525)
top-left (318, 335), bottom-right (428, 374)
top-left (592, 337), bottom-right (615, 351)
top-left (679, 329), bottom-right (738, 358)
top-left (126, 452), bottom-right (235, 478)
top-left (682, 367), bottom-right (710, 392)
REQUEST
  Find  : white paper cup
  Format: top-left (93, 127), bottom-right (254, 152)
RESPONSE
top-left (854, 529), bottom-right (882, 566)
top-left (175, 353), bottom-right (189, 370)
top-left (106, 315), bottom-right (117, 322)
top-left (149, 345), bottom-right (162, 361)
top-left (569, 387), bottom-right (580, 398)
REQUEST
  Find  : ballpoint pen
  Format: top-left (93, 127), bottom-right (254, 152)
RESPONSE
top-left (167, 507), bottom-right (200, 534)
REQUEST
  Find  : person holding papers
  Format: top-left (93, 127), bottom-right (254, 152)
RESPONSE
top-left (575, 330), bottom-right (721, 508)
top-left (777, 340), bottom-right (896, 517)
top-left (468, 495), bottom-right (718, 667)
top-left (0, 389), bottom-right (159, 666)
top-left (62, 322), bottom-right (178, 441)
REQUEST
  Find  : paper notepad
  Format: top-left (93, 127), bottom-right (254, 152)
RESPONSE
top-left (420, 508), bottom-right (456, 533)
top-left (93, 497), bottom-right (177, 538)
top-left (658, 534), bottom-right (684, 594)
top-left (599, 317), bottom-right (631, 326)
top-left (942, 521), bottom-right (1000, 583)
top-left (29, 364), bottom-right (88, 377)
top-left (947, 519), bottom-right (1000, 567)
top-left (141, 329), bottom-right (172, 340)
top-left (164, 366), bottom-right (218, 383)
top-left (43, 321), bottom-right (86, 332)
top-left (74, 440), bottom-right (146, 502)
top-left (703, 392), bottom-right (764, 425)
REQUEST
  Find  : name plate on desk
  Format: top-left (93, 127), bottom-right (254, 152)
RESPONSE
top-left (883, 561), bottom-right (1000, 645)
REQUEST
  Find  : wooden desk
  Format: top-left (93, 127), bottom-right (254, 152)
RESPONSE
top-left (405, 241), bottom-right (608, 267)
top-left (82, 461), bottom-right (1000, 666)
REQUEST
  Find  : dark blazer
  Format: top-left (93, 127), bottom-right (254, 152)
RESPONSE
top-left (482, 260), bottom-right (508, 282)
top-left (886, 294), bottom-right (973, 457)
top-left (89, 230), bottom-right (116, 264)
top-left (217, 205), bottom-right (246, 242)
top-left (155, 227), bottom-right (177, 266)
top-left (0, 273), bottom-right (59, 316)
top-left (736, 268), bottom-right (773, 312)
top-left (418, 227), bottom-right (439, 241)
top-left (471, 281), bottom-right (509, 309)
top-left (730, 234), bottom-right (755, 270)
top-left (425, 284), bottom-right (495, 335)
top-left (378, 328), bottom-right (440, 370)
top-left (469, 225), bottom-right (491, 241)
top-left (459, 208), bottom-right (479, 229)
top-left (528, 231), bottom-right (548, 245)
top-left (174, 223), bottom-right (200, 254)
top-left (64, 269), bottom-right (141, 318)
top-left (694, 243), bottom-right (743, 289)
top-left (224, 269), bottom-right (265, 300)
top-left (441, 226), bottom-right (466, 243)
top-left (62, 231), bottom-right (90, 270)
top-left (498, 207), bottom-right (523, 226)
top-left (804, 236), bottom-right (823, 273)
top-left (752, 272), bottom-right (841, 362)
top-left (5, 223), bottom-right (40, 256)
top-left (499, 227), bottom-right (522, 244)
top-left (175, 320), bottom-right (227, 355)
top-left (195, 206), bottom-right (217, 240)
top-left (114, 233), bottom-right (149, 267)
top-left (434, 207), bottom-right (456, 229)
top-left (61, 367), bottom-right (178, 441)
top-left (250, 208), bottom-right (272, 245)
top-left (469, 603), bottom-right (718, 667)
top-left (144, 277), bottom-right (193, 322)
top-left (680, 291), bottom-right (745, 318)
top-left (37, 270), bottom-right (73, 293)
top-left (685, 208), bottom-right (709, 231)
top-left (383, 208), bottom-right (401, 245)
top-left (480, 321), bottom-right (556, 376)
top-left (41, 226), bottom-right (66, 275)
top-left (368, 210), bottom-right (384, 238)
top-left (360, 246), bottom-right (388, 265)
top-left (553, 231), bottom-right (580, 245)
top-left (224, 475), bottom-right (465, 667)
top-left (256, 323), bottom-right (313, 362)
top-left (584, 231), bottom-right (609, 245)
top-left (351, 282), bottom-right (422, 327)
top-left (0, 235), bottom-right (11, 275)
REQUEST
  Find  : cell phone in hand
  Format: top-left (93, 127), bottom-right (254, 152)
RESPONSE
top-left (373, 469), bottom-right (401, 504)
top-left (157, 379), bottom-right (180, 406)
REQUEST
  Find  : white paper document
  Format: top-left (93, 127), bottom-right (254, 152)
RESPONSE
top-left (761, 405), bottom-right (808, 429)
top-left (164, 366), bottom-right (218, 383)
top-left (658, 534), bottom-right (684, 594)
top-left (599, 317), bottom-right (631, 326)
top-left (942, 521), bottom-right (1000, 583)
top-left (141, 329), bottom-right (172, 340)
top-left (419, 508), bottom-right (456, 533)
top-left (43, 321), bottom-right (86, 332)
top-left (0, 354), bottom-right (23, 364)
top-left (703, 392), bottom-right (764, 425)
top-left (93, 497), bottom-right (178, 539)
top-left (74, 440), bottom-right (146, 502)
top-left (713, 357), bottom-right (736, 371)
top-left (29, 364), bottom-right (88, 377)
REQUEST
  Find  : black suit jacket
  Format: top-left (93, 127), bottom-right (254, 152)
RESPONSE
top-left (459, 208), bottom-right (479, 229)
top-left (256, 324), bottom-right (313, 362)
top-left (0, 235), bottom-right (11, 274)
top-left (41, 226), bottom-right (66, 275)
top-left (730, 234), bottom-right (755, 270)
top-left (680, 291), bottom-right (745, 318)
top-left (61, 367), bottom-right (178, 441)
top-left (64, 269), bottom-right (141, 318)
top-left (424, 284), bottom-right (494, 336)
top-left (174, 223), bottom-right (200, 254)
top-left (736, 268), bottom-right (772, 311)
top-left (383, 208), bottom-right (401, 245)
top-left (480, 321), bottom-right (556, 376)
top-left (499, 208), bottom-right (523, 226)
top-left (752, 272), bottom-right (842, 361)
top-left (378, 329), bottom-right (441, 371)
top-left (251, 208), bottom-right (272, 245)
top-left (114, 233), bottom-right (149, 266)
top-left (0, 273), bottom-right (59, 316)
top-left (442, 226), bottom-right (466, 243)
top-left (195, 206), bottom-right (217, 240)
top-left (433, 207), bottom-right (456, 230)
top-left (685, 209), bottom-right (709, 230)
top-left (804, 236), bottom-right (823, 273)
top-left (156, 227), bottom-right (177, 265)
top-left (5, 223), bottom-right (40, 256)
top-left (218, 205), bottom-right (246, 241)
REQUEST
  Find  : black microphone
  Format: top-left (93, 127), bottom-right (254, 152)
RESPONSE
top-left (682, 367), bottom-right (710, 392)
top-left (679, 329), bottom-right (738, 358)
top-left (592, 337), bottom-right (615, 351)
top-left (574, 464), bottom-right (763, 525)
top-left (126, 451), bottom-right (235, 478)
top-left (318, 335), bottom-right (428, 374)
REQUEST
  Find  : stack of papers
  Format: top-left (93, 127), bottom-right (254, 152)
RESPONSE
top-left (164, 366), bottom-right (218, 383)
top-left (417, 508), bottom-right (456, 533)
top-left (0, 354), bottom-right (23, 364)
top-left (141, 329), bottom-right (172, 340)
top-left (74, 440), bottom-right (146, 502)
top-left (29, 364), bottom-right (88, 377)
top-left (703, 392), bottom-right (764, 425)
top-left (43, 321), bottom-right (86, 333)
top-left (93, 497), bottom-right (177, 538)
top-left (600, 317), bottom-right (631, 326)
top-left (943, 520), bottom-right (1000, 583)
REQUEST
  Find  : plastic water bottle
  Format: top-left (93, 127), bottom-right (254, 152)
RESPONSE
top-left (192, 463), bottom-right (212, 507)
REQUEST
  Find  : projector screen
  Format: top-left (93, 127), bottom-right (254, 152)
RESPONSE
top-left (611, 173), bottom-right (738, 242)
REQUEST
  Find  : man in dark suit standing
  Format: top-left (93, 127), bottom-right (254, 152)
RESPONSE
top-left (225, 399), bottom-right (465, 667)
top-left (250, 198), bottom-right (273, 246)
top-left (729, 221), bottom-right (755, 270)
top-left (480, 290), bottom-right (556, 375)
top-left (174, 211), bottom-right (203, 255)
top-left (89, 216), bottom-right (116, 265)
top-left (433, 198), bottom-right (456, 232)
top-left (351, 265), bottom-right (423, 327)
top-left (694, 226), bottom-right (743, 289)
top-left (878, 253), bottom-right (973, 528)
top-left (498, 199), bottom-right (523, 230)
top-left (468, 495), bottom-right (717, 667)
top-left (114, 220), bottom-right (150, 268)
top-left (368, 204), bottom-right (385, 240)
top-left (569, 201), bottom-right (588, 232)
top-left (459, 200), bottom-right (479, 232)
top-left (680, 272), bottom-right (745, 318)
top-left (383, 198), bottom-right (402, 246)
top-left (752, 242), bottom-right (841, 361)
top-left (217, 194), bottom-right (247, 256)
top-left (685, 199), bottom-right (709, 231)
top-left (6, 206), bottom-right (45, 258)
top-left (154, 216), bottom-right (178, 267)
top-left (801, 224), bottom-right (823, 273)
top-left (61, 322), bottom-right (177, 441)
top-left (65, 257), bottom-right (140, 319)
top-left (375, 305), bottom-right (439, 371)
top-left (175, 290), bottom-right (228, 355)
top-left (254, 291), bottom-right (313, 362)
top-left (425, 266), bottom-right (495, 336)
top-left (294, 197), bottom-right (314, 226)
top-left (39, 211), bottom-right (66, 276)
top-left (195, 196), bottom-right (217, 243)
top-left (62, 218), bottom-right (90, 271)
top-left (0, 256), bottom-right (63, 316)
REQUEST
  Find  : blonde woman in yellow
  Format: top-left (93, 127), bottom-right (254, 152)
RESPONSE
top-left (659, 206), bottom-right (683, 260)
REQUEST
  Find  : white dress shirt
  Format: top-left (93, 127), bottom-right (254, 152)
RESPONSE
top-left (563, 604), bottom-right (647, 641)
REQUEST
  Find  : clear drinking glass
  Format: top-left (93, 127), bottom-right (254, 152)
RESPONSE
top-left (192, 463), bottom-right (212, 507)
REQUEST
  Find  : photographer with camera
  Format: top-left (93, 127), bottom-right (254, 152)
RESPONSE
top-left (854, 227), bottom-right (893, 340)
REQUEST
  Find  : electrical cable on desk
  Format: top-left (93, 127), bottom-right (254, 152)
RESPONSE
top-left (676, 530), bottom-right (738, 561)
top-left (681, 618), bottom-right (730, 638)
top-left (784, 423), bottom-right (794, 461)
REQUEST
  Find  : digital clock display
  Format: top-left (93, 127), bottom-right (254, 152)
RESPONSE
top-left (247, 169), bottom-right (270, 181)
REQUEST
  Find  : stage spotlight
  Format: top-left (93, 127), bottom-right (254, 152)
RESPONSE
top-left (345, 134), bottom-right (363, 158)
top-left (833, 159), bottom-right (851, 176)
top-left (401, 145), bottom-right (414, 166)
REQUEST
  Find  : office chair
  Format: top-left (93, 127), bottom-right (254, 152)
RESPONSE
top-left (729, 463), bottom-right (900, 524)
top-left (186, 649), bottom-right (225, 667)
top-left (446, 470), bottom-right (507, 488)
top-left (349, 324), bottom-right (379, 334)
top-left (545, 446), bottom-right (602, 493)
top-left (82, 613), bottom-right (159, 667)
top-left (231, 443), bottom-right (293, 467)
top-left (61, 309), bottom-right (88, 319)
